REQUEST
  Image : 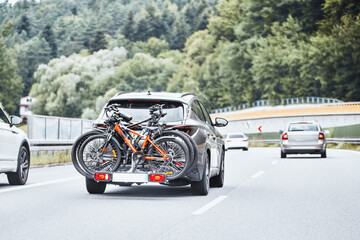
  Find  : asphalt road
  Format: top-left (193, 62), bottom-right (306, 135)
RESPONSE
top-left (1, 148), bottom-right (360, 240)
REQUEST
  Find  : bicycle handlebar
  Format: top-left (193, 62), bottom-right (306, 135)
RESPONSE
top-left (105, 103), bottom-right (166, 125)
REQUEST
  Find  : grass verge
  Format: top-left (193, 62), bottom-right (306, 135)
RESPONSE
top-left (249, 142), bottom-right (280, 148)
top-left (326, 143), bottom-right (360, 151)
top-left (31, 150), bottom-right (72, 166)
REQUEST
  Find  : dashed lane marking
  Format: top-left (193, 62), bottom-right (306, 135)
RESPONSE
top-left (251, 171), bottom-right (265, 179)
top-left (192, 195), bottom-right (228, 215)
top-left (0, 176), bottom-right (82, 194)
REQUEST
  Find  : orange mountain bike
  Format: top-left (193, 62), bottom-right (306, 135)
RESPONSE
top-left (77, 104), bottom-right (191, 180)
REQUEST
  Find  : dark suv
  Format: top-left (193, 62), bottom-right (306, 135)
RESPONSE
top-left (93, 92), bottom-right (228, 195)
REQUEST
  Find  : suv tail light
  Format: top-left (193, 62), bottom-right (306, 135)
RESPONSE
top-left (319, 132), bottom-right (325, 140)
top-left (94, 173), bottom-right (111, 181)
top-left (171, 126), bottom-right (198, 136)
top-left (93, 123), bottom-right (107, 129)
top-left (282, 132), bottom-right (288, 140)
top-left (149, 174), bottom-right (165, 182)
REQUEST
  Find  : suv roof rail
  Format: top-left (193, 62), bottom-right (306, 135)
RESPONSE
top-left (115, 91), bottom-right (127, 96)
top-left (181, 92), bottom-right (195, 97)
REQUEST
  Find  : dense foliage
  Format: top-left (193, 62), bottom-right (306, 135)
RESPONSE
top-left (0, 0), bottom-right (216, 114)
top-left (0, 0), bottom-right (359, 117)
top-left (171, 0), bottom-right (360, 108)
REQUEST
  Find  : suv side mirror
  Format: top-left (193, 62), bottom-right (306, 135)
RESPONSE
top-left (10, 116), bottom-right (22, 126)
top-left (279, 130), bottom-right (283, 135)
top-left (214, 117), bottom-right (228, 127)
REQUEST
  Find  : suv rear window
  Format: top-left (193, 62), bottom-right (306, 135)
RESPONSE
top-left (104, 100), bottom-right (184, 122)
top-left (228, 134), bottom-right (245, 138)
top-left (289, 123), bottom-right (318, 131)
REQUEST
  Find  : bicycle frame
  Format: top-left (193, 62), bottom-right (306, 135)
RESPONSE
top-left (113, 122), bottom-right (169, 161)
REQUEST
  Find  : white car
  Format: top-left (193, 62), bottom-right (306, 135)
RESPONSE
top-left (0, 106), bottom-right (30, 185)
top-left (225, 133), bottom-right (249, 151)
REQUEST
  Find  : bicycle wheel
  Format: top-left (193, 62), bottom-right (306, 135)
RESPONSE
top-left (78, 134), bottom-right (122, 174)
top-left (161, 130), bottom-right (198, 173)
top-left (71, 130), bottom-right (104, 178)
top-left (147, 136), bottom-right (190, 180)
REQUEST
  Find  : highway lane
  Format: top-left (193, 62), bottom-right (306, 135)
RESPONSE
top-left (0, 148), bottom-right (359, 240)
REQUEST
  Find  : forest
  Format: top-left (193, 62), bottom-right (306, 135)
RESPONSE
top-left (0, 0), bottom-right (359, 118)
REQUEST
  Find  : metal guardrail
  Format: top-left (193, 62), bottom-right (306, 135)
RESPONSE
top-left (326, 138), bottom-right (360, 144)
top-left (249, 138), bottom-right (360, 144)
top-left (27, 115), bottom-right (93, 140)
top-left (30, 139), bottom-right (74, 152)
top-left (212, 96), bottom-right (344, 113)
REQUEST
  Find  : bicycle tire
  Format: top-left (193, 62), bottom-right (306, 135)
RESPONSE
top-left (147, 136), bottom-right (190, 180)
top-left (78, 134), bottom-right (122, 174)
top-left (161, 130), bottom-right (198, 175)
top-left (71, 130), bottom-right (105, 178)
top-left (161, 130), bottom-right (195, 165)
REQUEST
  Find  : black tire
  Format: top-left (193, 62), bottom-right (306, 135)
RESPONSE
top-left (71, 130), bottom-right (104, 178)
top-left (78, 135), bottom-right (122, 174)
top-left (161, 130), bottom-right (198, 176)
top-left (191, 152), bottom-right (210, 195)
top-left (244, 148), bottom-right (248, 151)
top-left (162, 130), bottom-right (196, 167)
top-left (147, 136), bottom-right (190, 180)
top-left (281, 151), bottom-right (286, 158)
top-left (86, 178), bottom-right (106, 194)
top-left (321, 150), bottom-right (327, 158)
top-left (210, 149), bottom-right (225, 188)
top-left (7, 146), bottom-right (30, 185)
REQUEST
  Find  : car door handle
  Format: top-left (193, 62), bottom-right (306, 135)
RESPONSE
top-left (12, 130), bottom-right (18, 134)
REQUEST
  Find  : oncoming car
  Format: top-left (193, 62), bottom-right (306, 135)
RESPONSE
top-left (225, 133), bottom-right (248, 151)
top-left (73, 92), bottom-right (228, 195)
top-left (0, 106), bottom-right (30, 185)
top-left (280, 121), bottom-right (327, 158)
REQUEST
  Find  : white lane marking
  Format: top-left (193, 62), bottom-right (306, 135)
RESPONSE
top-left (0, 176), bottom-right (82, 194)
top-left (251, 171), bottom-right (265, 179)
top-left (192, 195), bottom-right (228, 215)
top-left (271, 160), bottom-right (278, 165)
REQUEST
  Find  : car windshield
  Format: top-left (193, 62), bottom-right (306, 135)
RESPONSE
top-left (228, 134), bottom-right (246, 138)
top-left (289, 123), bottom-right (318, 131)
top-left (103, 100), bottom-right (184, 122)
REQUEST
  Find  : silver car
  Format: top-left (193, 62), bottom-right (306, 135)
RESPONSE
top-left (280, 121), bottom-right (327, 158)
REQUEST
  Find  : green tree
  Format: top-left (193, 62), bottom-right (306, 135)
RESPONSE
top-left (0, 38), bottom-right (23, 114)
top-left (15, 37), bottom-right (52, 95)
top-left (169, 15), bottom-right (191, 49)
top-left (30, 47), bottom-right (128, 117)
top-left (41, 24), bottom-right (58, 58)
top-left (311, 16), bottom-right (360, 100)
top-left (90, 30), bottom-right (108, 53)
top-left (16, 15), bottom-right (30, 37)
top-left (250, 16), bottom-right (316, 101)
top-left (123, 11), bottom-right (136, 42)
top-left (319, 0), bottom-right (360, 34)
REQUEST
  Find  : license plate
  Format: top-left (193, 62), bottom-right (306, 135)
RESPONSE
top-left (112, 173), bottom-right (148, 183)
